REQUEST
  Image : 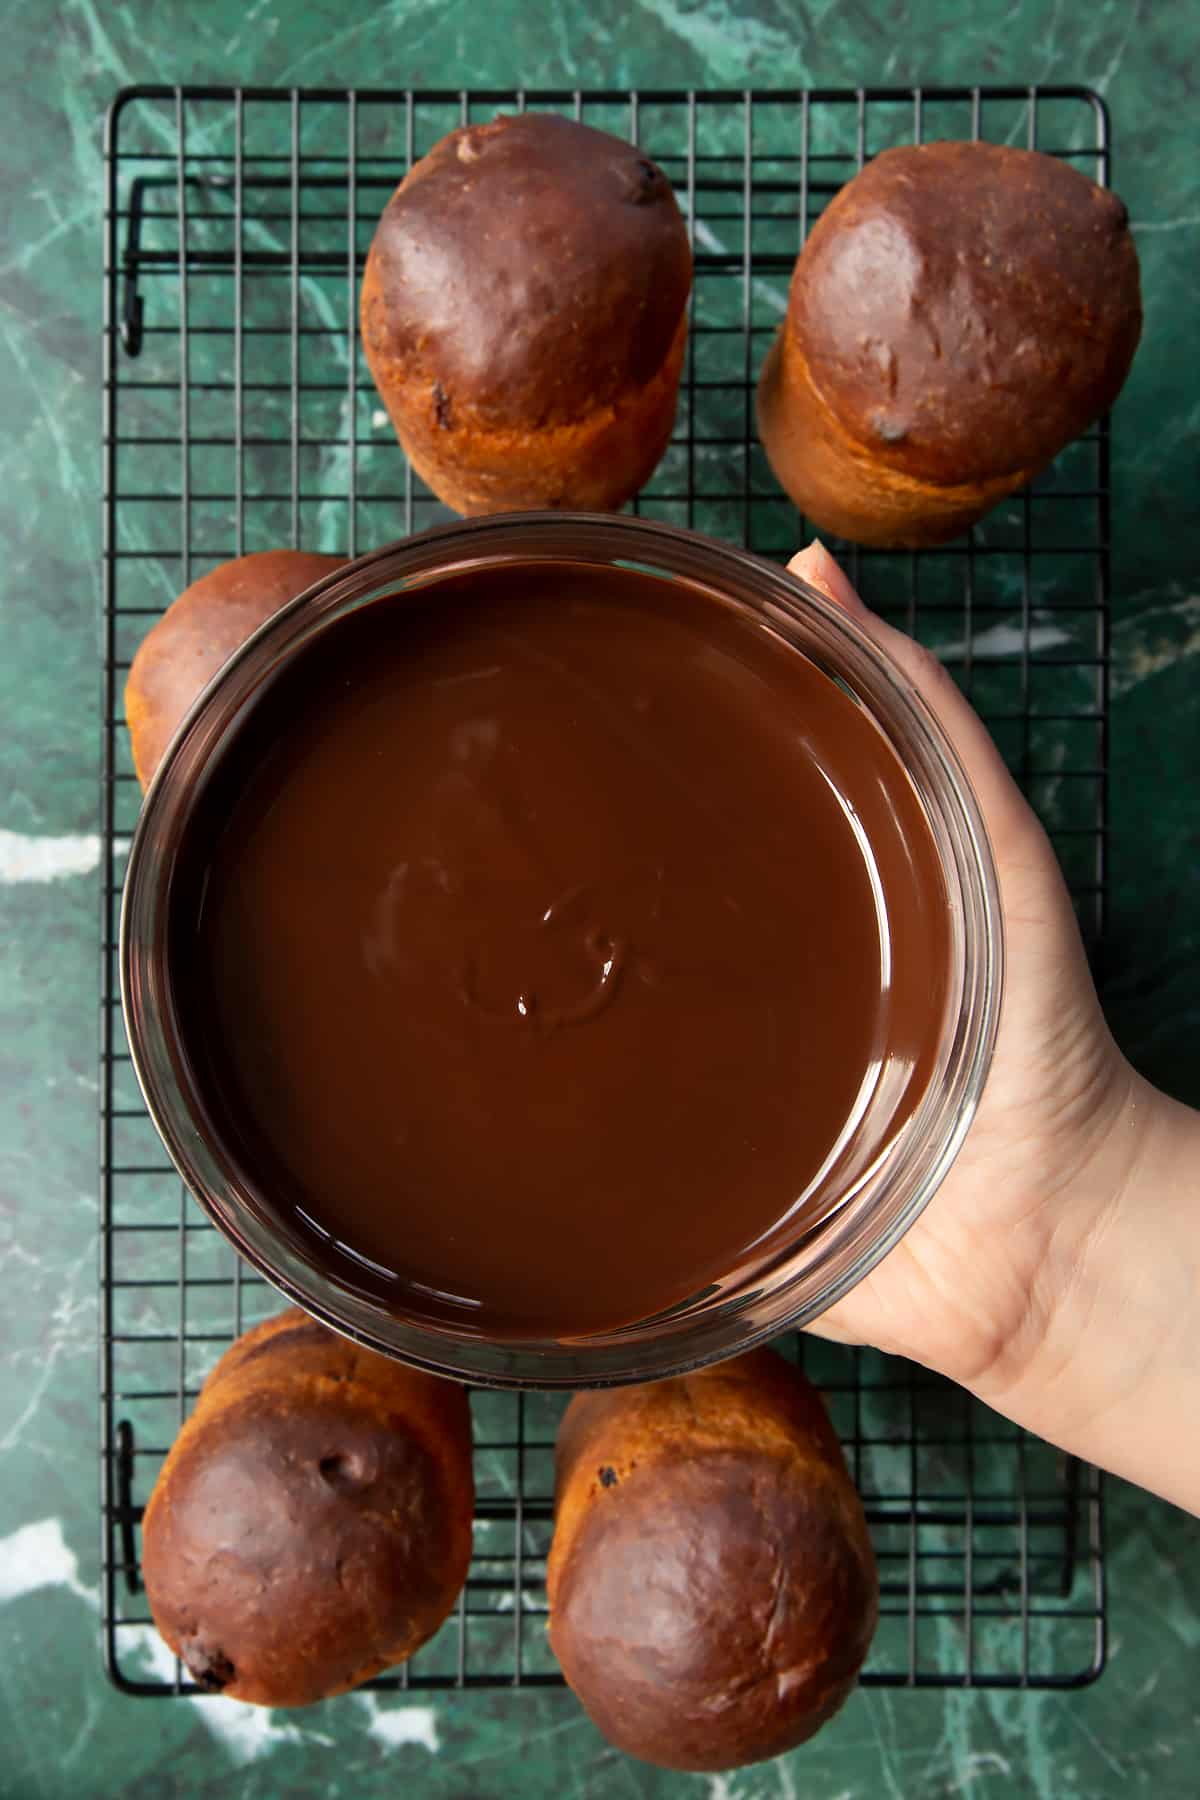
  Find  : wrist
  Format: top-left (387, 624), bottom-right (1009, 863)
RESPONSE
top-left (971, 1067), bottom-right (1200, 1511)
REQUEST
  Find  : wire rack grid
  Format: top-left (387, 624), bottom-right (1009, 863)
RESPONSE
top-left (101, 84), bottom-right (1109, 1697)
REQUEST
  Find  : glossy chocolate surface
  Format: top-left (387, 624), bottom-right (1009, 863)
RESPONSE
top-left (171, 562), bottom-right (950, 1338)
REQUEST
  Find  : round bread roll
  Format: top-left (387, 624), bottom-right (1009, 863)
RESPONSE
top-left (757, 141), bottom-right (1142, 547)
top-left (360, 112), bottom-right (693, 515)
top-left (124, 550), bottom-right (344, 788)
top-left (142, 1309), bottom-right (474, 1707)
top-left (546, 1349), bottom-right (877, 1771)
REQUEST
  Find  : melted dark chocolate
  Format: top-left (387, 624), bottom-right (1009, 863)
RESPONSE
top-left (172, 562), bottom-right (949, 1338)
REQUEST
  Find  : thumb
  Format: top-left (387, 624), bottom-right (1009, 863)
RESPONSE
top-left (787, 540), bottom-right (1043, 869)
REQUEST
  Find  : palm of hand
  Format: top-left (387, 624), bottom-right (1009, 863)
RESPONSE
top-left (809, 829), bottom-right (1130, 1397)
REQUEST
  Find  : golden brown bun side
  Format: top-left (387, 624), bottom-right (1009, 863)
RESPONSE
top-left (547, 1350), bottom-right (878, 1772)
top-left (757, 331), bottom-right (1030, 548)
top-left (791, 141), bottom-right (1141, 488)
top-left (124, 551), bottom-right (345, 789)
top-left (141, 1309), bottom-right (474, 1707)
top-left (361, 113), bottom-right (692, 430)
top-left (365, 305), bottom-right (687, 515)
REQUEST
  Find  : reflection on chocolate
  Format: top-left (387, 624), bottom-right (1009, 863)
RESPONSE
top-left (171, 563), bottom-right (950, 1339)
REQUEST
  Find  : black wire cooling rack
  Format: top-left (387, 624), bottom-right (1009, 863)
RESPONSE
top-left (100, 84), bottom-right (1109, 1696)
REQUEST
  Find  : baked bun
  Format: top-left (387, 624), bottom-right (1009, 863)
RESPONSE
top-left (757, 141), bottom-right (1142, 547)
top-left (125, 550), bottom-right (344, 788)
top-left (360, 112), bottom-right (692, 515)
top-left (141, 1309), bottom-right (474, 1706)
top-left (546, 1349), bottom-right (877, 1771)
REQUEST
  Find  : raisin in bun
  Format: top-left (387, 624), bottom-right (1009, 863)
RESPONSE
top-left (141, 1309), bottom-right (474, 1706)
top-left (360, 112), bottom-right (692, 515)
top-left (547, 1349), bottom-right (877, 1771)
top-left (757, 141), bottom-right (1141, 547)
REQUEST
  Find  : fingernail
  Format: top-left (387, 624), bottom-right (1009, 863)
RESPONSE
top-left (789, 539), bottom-right (869, 616)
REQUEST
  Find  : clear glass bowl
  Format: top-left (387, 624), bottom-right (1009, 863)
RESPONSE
top-left (121, 514), bottom-right (1002, 1388)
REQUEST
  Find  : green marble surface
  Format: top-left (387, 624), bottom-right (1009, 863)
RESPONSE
top-left (2, 2), bottom-right (1199, 1796)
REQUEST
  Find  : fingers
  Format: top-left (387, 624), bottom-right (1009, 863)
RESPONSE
top-left (787, 541), bottom-right (1046, 868)
top-left (787, 539), bottom-right (867, 615)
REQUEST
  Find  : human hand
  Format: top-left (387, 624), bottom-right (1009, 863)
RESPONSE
top-left (789, 543), bottom-right (1200, 1513)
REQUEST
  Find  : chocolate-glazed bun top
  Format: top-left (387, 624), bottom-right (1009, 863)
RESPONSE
top-left (363, 113), bottom-right (692, 428)
top-left (791, 141), bottom-right (1142, 485)
top-left (547, 1353), bottom-right (878, 1771)
top-left (140, 1310), bottom-right (474, 1706)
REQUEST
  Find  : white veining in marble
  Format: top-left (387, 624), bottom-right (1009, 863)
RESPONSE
top-left (355, 1692), bottom-right (441, 1754)
top-left (1112, 591), bottom-right (1200, 695)
top-left (0, 828), bottom-right (100, 883)
top-left (0, 1526), bottom-right (442, 1770)
top-left (692, 217), bottom-right (788, 315)
top-left (937, 619), bottom-right (1072, 661)
top-left (0, 1517), bottom-right (96, 1608)
top-left (0, 1244), bottom-right (96, 1457)
top-left (121, 1625), bottom-right (341, 1764)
